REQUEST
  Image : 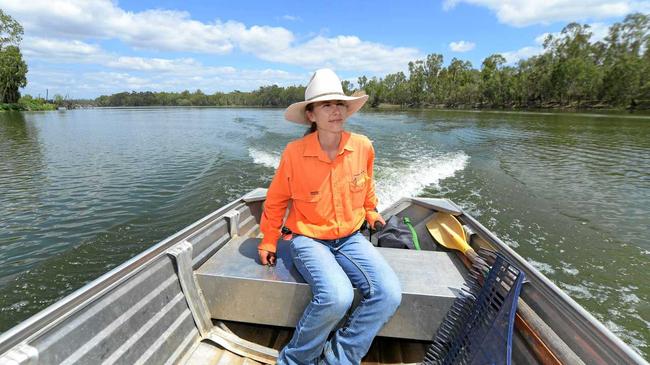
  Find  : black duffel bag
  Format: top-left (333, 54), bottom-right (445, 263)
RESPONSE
top-left (376, 215), bottom-right (420, 250)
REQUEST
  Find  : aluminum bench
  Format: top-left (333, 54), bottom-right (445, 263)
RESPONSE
top-left (195, 237), bottom-right (468, 341)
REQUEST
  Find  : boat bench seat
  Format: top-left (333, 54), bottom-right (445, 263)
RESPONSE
top-left (195, 236), bottom-right (468, 341)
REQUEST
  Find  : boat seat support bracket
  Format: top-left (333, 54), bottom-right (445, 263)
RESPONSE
top-left (224, 209), bottom-right (240, 238)
top-left (167, 240), bottom-right (213, 338)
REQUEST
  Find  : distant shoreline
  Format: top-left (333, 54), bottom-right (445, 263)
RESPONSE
top-left (369, 103), bottom-right (650, 117)
top-left (4, 103), bottom-right (650, 119)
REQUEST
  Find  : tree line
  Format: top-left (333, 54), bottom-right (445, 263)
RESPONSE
top-left (359, 13), bottom-right (649, 110)
top-left (94, 85), bottom-right (306, 108)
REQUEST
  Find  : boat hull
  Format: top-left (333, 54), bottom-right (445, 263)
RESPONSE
top-left (0, 189), bottom-right (645, 365)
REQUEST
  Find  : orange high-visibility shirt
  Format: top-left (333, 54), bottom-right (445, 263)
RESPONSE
top-left (258, 131), bottom-right (381, 253)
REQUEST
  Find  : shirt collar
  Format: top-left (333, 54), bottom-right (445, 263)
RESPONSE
top-left (303, 131), bottom-right (354, 158)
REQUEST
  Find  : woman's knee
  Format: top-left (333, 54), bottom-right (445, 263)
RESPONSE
top-left (314, 283), bottom-right (354, 320)
top-left (375, 275), bottom-right (402, 312)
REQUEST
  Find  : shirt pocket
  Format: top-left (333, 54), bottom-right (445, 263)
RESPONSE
top-left (349, 171), bottom-right (368, 192)
top-left (349, 172), bottom-right (368, 207)
top-left (291, 190), bottom-right (323, 222)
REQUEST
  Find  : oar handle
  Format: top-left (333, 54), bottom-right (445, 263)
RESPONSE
top-left (465, 248), bottom-right (479, 263)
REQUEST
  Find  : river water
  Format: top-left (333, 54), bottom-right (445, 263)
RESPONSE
top-left (0, 108), bottom-right (648, 357)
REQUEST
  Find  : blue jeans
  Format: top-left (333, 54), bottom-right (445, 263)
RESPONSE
top-left (278, 232), bottom-right (402, 365)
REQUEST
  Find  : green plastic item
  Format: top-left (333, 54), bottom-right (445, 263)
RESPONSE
top-left (403, 217), bottom-right (421, 250)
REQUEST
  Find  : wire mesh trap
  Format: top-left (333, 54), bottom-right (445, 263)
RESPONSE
top-left (423, 249), bottom-right (525, 365)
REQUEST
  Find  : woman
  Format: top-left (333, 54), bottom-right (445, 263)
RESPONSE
top-left (258, 69), bottom-right (402, 365)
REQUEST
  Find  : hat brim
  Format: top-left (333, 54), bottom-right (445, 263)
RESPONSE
top-left (284, 94), bottom-right (369, 124)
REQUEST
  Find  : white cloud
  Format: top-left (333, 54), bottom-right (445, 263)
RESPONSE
top-left (84, 71), bottom-right (151, 91)
top-left (229, 23), bottom-right (295, 54)
top-left (535, 32), bottom-right (556, 45)
top-left (17, 33), bottom-right (308, 98)
top-left (105, 57), bottom-right (201, 72)
top-left (19, 34), bottom-right (414, 98)
top-left (501, 46), bottom-right (544, 64)
top-left (449, 40), bottom-right (476, 52)
top-left (535, 22), bottom-right (611, 45)
top-left (585, 22), bottom-right (612, 42)
top-left (21, 37), bottom-right (207, 72)
top-left (22, 36), bottom-right (104, 61)
top-left (443, 0), bottom-right (650, 27)
top-left (2, 0), bottom-right (288, 54)
top-left (4, 0), bottom-right (420, 75)
top-left (22, 65), bottom-right (307, 99)
top-left (257, 35), bottom-right (422, 73)
top-left (282, 15), bottom-right (302, 21)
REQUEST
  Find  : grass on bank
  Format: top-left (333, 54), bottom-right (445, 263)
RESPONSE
top-left (1, 96), bottom-right (57, 111)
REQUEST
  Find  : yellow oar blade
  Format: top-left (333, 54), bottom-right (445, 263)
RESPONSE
top-left (426, 212), bottom-right (471, 254)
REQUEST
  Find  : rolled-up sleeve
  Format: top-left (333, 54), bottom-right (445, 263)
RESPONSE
top-left (259, 150), bottom-right (292, 253)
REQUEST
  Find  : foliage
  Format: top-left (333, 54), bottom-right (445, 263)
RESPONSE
top-left (0, 95), bottom-right (56, 111)
top-left (18, 95), bottom-right (56, 110)
top-left (94, 86), bottom-right (306, 107)
top-left (0, 9), bottom-right (23, 48)
top-left (355, 13), bottom-right (649, 110)
top-left (0, 11), bottom-right (27, 103)
top-left (0, 45), bottom-right (27, 103)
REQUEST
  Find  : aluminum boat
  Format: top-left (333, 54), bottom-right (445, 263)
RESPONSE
top-left (0, 188), bottom-right (645, 364)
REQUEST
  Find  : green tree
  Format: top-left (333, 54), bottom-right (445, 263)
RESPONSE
top-left (363, 77), bottom-right (386, 107)
top-left (480, 54), bottom-right (507, 106)
top-left (341, 80), bottom-right (352, 94)
top-left (440, 58), bottom-right (477, 106)
top-left (383, 71), bottom-right (408, 105)
top-left (0, 11), bottom-right (27, 103)
top-left (0, 9), bottom-right (23, 47)
top-left (407, 60), bottom-right (426, 105)
top-left (521, 53), bottom-right (555, 106)
top-left (545, 23), bottom-right (601, 105)
top-left (357, 76), bottom-right (368, 91)
top-left (599, 13), bottom-right (649, 107)
top-left (0, 45), bottom-right (27, 103)
top-left (424, 54), bottom-right (444, 104)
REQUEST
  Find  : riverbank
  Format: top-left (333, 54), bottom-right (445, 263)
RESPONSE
top-left (5, 102), bottom-right (650, 117)
top-left (372, 102), bottom-right (650, 114)
top-left (1, 100), bottom-right (56, 111)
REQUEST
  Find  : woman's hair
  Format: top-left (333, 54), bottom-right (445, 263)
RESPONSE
top-left (304, 103), bottom-right (317, 135)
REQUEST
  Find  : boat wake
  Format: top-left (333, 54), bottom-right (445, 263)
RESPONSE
top-left (375, 151), bottom-right (469, 210)
top-left (249, 147), bottom-right (469, 211)
top-left (249, 148), bottom-right (280, 169)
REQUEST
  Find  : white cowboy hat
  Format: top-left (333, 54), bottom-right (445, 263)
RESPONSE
top-left (285, 68), bottom-right (369, 124)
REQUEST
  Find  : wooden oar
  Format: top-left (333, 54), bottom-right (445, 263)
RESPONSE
top-left (426, 212), bottom-right (584, 365)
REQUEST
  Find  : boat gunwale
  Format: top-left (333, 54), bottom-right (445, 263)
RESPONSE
top-left (0, 195), bottom-right (246, 355)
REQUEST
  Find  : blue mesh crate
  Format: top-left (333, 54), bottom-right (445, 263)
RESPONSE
top-left (423, 249), bottom-right (526, 365)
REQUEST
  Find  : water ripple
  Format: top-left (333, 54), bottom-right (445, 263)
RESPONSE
top-left (1, 109), bottom-right (648, 357)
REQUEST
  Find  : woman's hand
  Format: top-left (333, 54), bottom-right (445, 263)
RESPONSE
top-left (258, 249), bottom-right (277, 266)
top-left (374, 215), bottom-right (386, 231)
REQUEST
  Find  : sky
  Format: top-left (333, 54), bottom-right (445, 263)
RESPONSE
top-left (2, 0), bottom-right (649, 99)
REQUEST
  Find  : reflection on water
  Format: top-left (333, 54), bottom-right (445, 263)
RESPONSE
top-left (0, 112), bottom-right (46, 284)
top-left (0, 108), bottom-right (648, 357)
